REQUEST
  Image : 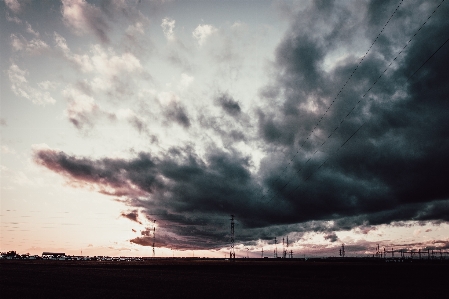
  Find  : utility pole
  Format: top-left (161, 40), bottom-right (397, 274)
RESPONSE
top-left (230, 215), bottom-right (235, 260)
top-left (282, 238), bottom-right (286, 258)
top-left (274, 237), bottom-right (277, 258)
top-left (261, 248), bottom-right (264, 258)
top-left (339, 244), bottom-right (345, 258)
top-left (152, 219), bottom-right (156, 257)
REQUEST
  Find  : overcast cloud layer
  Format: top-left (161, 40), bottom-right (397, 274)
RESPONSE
top-left (4, 0), bottom-right (448, 251)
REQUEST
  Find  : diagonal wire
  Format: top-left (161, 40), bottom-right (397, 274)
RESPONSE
top-left (283, 32), bottom-right (449, 200)
top-left (264, 0), bottom-right (446, 203)
top-left (259, 0), bottom-right (406, 201)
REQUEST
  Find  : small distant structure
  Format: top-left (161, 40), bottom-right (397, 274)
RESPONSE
top-left (42, 252), bottom-right (65, 259)
top-left (42, 252), bottom-right (65, 256)
top-left (339, 244), bottom-right (345, 258)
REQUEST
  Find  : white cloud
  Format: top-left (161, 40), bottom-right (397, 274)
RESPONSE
top-left (5, 0), bottom-right (21, 13)
top-left (63, 88), bottom-right (97, 113)
top-left (54, 32), bottom-right (93, 72)
top-left (161, 17), bottom-right (175, 41)
top-left (25, 39), bottom-right (49, 54)
top-left (1, 145), bottom-right (16, 155)
top-left (90, 76), bottom-right (111, 92)
top-left (25, 22), bottom-right (40, 37)
top-left (10, 33), bottom-right (24, 51)
top-left (61, 0), bottom-right (109, 43)
top-left (6, 12), bottom-right (22, 24)
top-left (63, 87), bottom-right (99, 128)
top-left (157, 91), bottom-right (179, 106)
top-left (61, 0), bottom-right (94, 34)
top-left (192, 24), bottom-right (217, 46)
top-left (31, 143), bottom-right (52, 152)
top-left (53, 32), bottom-right (70, 52)
top-left (54, 32), bottom-right (142, 78)
top-left (38, 81), bottom-right (58, 90)
top-left (126, 22), bottom-right (144, 35)
top-left (180, 73), bottom-right (194, 89)
top-left (90, 45), bottom-right (143, 77)
top-left (7, 63), bottom-right (56, 105)
top-left (231, 21), bottom-right (244, 29)
top-left (10, 34), bottom-right (49, 55)
top-left (116, 108), bottom-right (135, 120)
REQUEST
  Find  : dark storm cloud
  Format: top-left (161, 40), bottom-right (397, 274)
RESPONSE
top-left (324, 232), bottom-right (339, 243)
top-left (197, 113), bottom-right (248, 146)
top-left (33, 1), bottom-right (449, 249)
top-left (34, 145), bottom-right (265, 248)
top-left (121, 210), bottom-right (141, 224)
top-left (216, 92), bottom-right (241, 116)
top-left (253, 0), bottom-right (449, 232)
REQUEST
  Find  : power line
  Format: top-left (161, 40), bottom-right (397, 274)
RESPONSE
top-left (409, 37), bottom-right (449, 79)
top-left (264, 0), bottom-right (446, 203)
top-left (258, 0), bottom-right (406, 202)
top-left (283, 31), bottom-right (449, 199)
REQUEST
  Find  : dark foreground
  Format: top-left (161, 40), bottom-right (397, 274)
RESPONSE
top-left (1, 259), bottom-right (448, 298)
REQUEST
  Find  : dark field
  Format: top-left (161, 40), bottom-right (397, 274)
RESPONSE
top-left (1, 259), bottom-right (448, 298)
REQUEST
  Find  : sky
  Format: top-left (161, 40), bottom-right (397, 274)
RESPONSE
top-left (1, 0), bottom-right (448, 258)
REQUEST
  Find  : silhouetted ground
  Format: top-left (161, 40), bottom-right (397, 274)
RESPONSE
top-left (1, 259), bottom-right (447, 298)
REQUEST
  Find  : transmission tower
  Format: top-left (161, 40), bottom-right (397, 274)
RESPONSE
top-left (230, 215), bottom-right (235, 260)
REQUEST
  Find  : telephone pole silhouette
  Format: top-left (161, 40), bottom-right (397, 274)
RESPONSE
top-left (274, 237), bottom-right (278, 258)
top-left (339, 243), bottom-right (345, 258)
top-left (152, 220), bottom-right (156, 257)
